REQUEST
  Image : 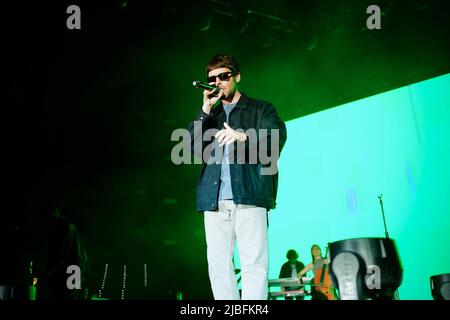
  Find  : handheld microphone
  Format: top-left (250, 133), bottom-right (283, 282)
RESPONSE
top-left (192, 81), bottom-right (221, 96)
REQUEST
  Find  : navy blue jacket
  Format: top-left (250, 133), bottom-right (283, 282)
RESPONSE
top-left (188, 93), bottom-right (287, 212)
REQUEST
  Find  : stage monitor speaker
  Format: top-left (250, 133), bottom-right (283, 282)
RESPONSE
top-left (329, 237), bottom-right (403, 300)
top-left (430, 273), bottom-right (450, 300)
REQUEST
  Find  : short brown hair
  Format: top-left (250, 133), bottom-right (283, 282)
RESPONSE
top-left (205, 54), bottom-right (240, 76)
top-left (286, 249), bottom-right (298, 260)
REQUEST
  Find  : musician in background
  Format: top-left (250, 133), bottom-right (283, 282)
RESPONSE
top-left (278, 249), bottom-right (305, 300)
top-left (297, 244), bottom-right (335, 300)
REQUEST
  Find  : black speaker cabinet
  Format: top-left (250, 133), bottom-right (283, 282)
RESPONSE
top-left (430, 273), bottom-right (450, 300)
top-left (329, 237), bottom-right (403, 300)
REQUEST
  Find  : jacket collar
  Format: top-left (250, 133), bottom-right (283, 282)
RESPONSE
top-left (234, 92), bottom-right (248, 109)
top-left (211, 93), bottom-right (249, 118)
top-left (220, 92), bottom-right (248, 111)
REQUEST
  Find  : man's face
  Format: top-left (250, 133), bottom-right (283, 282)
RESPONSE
top-left (207, 67), bottom-right (240, 99)
top-left (312, 246), bottom-right (321, 257)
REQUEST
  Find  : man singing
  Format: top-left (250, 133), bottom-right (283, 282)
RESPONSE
top-left (188, 54), bottom-right (287, 300)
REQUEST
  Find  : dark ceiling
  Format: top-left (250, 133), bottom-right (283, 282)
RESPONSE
top-left (5, 0), bottom-right (450, 299)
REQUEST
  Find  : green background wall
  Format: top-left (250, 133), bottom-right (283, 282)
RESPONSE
top-left (234, 73), bottom-right (450, 299)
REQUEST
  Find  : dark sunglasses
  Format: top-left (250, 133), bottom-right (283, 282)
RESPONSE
top-left (207, 72), bottom-right (234, 83)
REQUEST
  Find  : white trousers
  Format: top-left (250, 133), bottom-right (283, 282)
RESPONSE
top-left (204, 200), bottom-right (268, 300)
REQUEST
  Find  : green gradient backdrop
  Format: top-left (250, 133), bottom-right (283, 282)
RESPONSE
top-left (235, 73), bottom-right (450, 300)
